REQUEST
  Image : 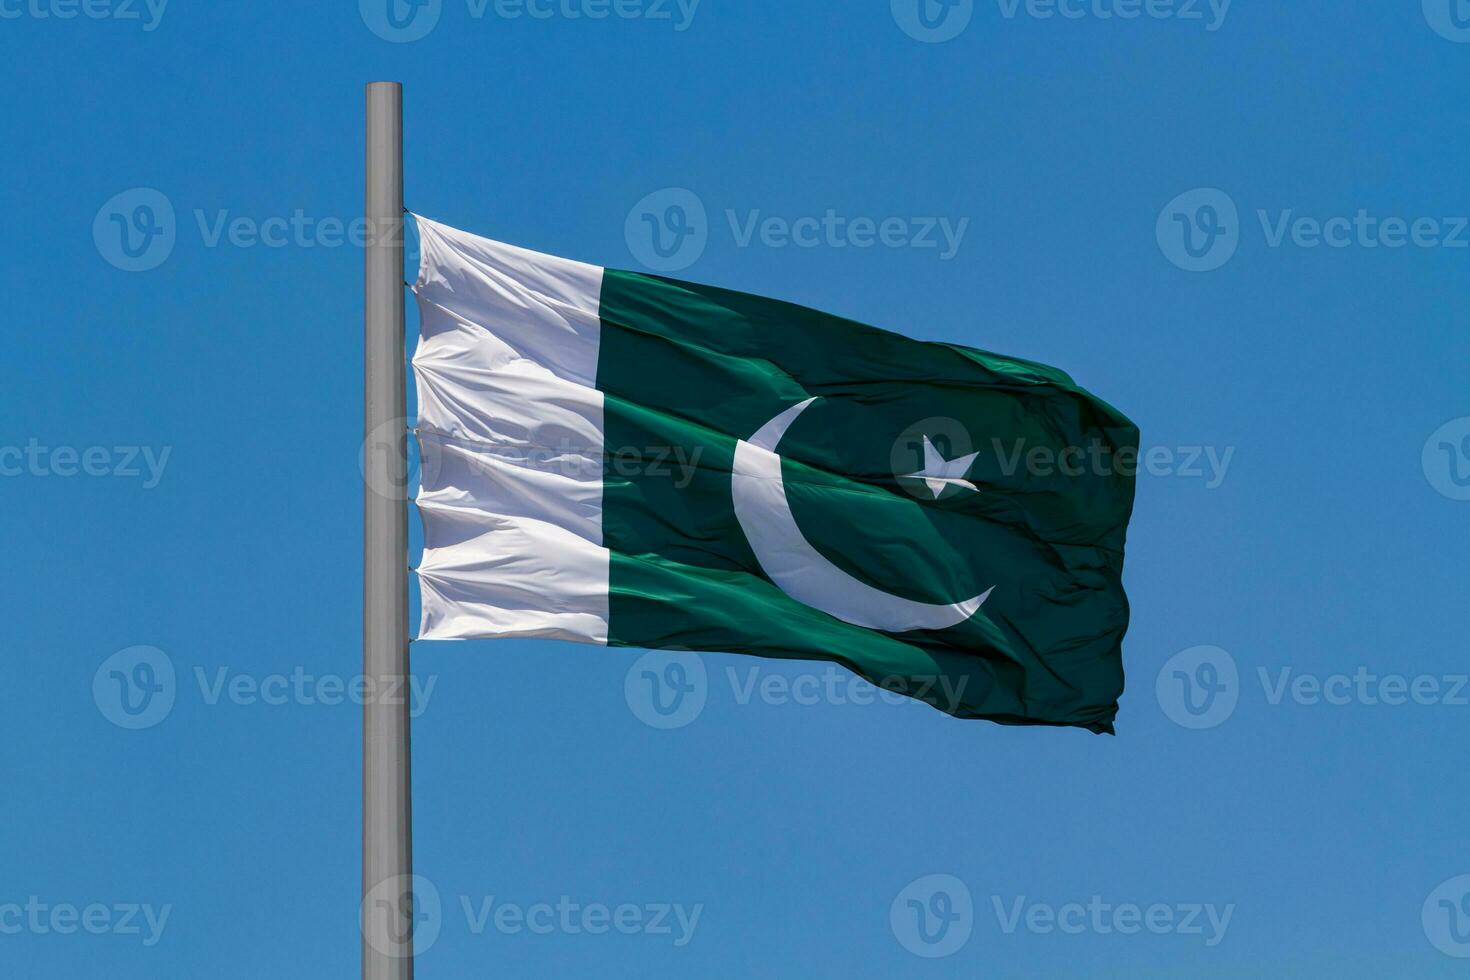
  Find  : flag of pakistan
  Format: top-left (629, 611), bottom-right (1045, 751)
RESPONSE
top-left (411, 216), bottom-right (1138, 733)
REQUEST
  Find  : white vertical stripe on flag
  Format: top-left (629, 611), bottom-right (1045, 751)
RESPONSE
top-left (410, 215), bottom-right (610, 643)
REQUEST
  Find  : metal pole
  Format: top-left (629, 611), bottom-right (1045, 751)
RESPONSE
top-left (363, 80), bottom-right (413, 980)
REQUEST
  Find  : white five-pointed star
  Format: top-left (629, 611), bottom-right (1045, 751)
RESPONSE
top-left (900, 436), bottom-right (980, 499)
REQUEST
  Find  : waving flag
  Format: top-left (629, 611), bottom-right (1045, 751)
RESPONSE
top-left (410, 215), bottom-right (1137, 733)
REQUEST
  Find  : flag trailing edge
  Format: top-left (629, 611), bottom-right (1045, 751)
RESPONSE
top-left (409, 214), bottom-right (1138, 733)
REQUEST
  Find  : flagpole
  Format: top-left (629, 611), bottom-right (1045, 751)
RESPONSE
top-left (363, 80), bottom-right (413, 980)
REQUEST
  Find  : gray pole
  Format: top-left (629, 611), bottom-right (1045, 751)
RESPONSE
top-left (363, 81), bottom-right (413, 980)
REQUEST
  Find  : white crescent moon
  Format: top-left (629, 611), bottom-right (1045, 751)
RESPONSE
top-left (731, 397), bottom-right (992, 632)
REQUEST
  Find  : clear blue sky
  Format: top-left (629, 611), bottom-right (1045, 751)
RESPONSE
top-left (3, 1), bottom-right (1469, 977)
